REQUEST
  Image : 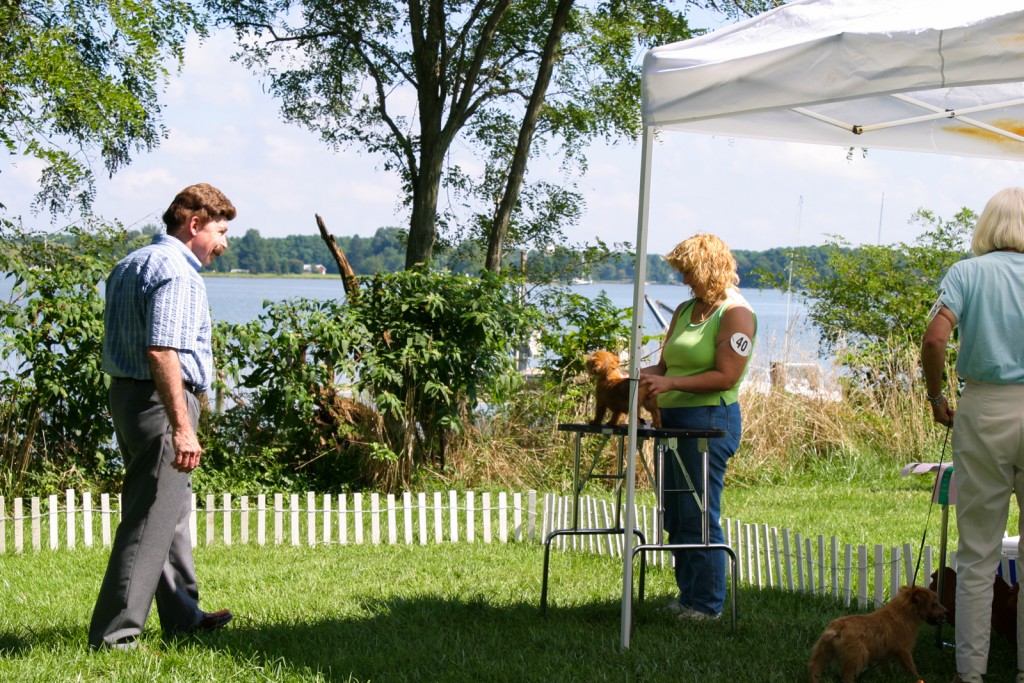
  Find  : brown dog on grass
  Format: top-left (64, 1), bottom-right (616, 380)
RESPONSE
top-left (585, 350), bottom-right (661, 428)
top-left (807, 584), bottom-right (946, 683)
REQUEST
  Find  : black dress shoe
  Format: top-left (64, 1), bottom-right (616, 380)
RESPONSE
top-left (195, 609), bottom-right (233, 632)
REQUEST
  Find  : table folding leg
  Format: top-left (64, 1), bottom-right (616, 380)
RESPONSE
top-left (630, 436), bottom-right (738, 633)
top-left (541, 426), bottom-right (647, 612)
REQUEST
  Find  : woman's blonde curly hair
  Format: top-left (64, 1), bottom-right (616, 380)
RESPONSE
top-left (663, 233), bottom-right (739, 302)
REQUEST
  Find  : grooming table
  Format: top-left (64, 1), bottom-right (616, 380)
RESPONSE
top-left (543, 423), bottom-right (736, 632)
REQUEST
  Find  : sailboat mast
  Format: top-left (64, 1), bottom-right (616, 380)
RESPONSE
top-left (784, 196), bottom-right (803, 362)
top-left (877, 192), bottom-right (885, 244)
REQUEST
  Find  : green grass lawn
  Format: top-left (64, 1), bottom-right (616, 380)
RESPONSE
top-left (727, 477), bottom-right (959, 548)
top-left (0, 539), bottom-right (1019, 682)
top-left (2, 462), bottom-right (1019, 682)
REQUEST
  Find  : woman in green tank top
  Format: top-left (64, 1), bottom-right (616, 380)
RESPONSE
top-left (639, 233), bottom-right (756, 620)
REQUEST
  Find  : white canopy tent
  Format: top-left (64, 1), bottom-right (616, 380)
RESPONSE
top-left (620, 0), bottom-right (1024, 648)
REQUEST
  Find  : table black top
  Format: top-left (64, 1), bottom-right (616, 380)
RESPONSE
top-left (558, 423), bottom-right (726, 440)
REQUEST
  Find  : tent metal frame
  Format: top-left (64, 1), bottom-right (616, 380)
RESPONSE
top-left (793, 95), bottom-right (1024, 140)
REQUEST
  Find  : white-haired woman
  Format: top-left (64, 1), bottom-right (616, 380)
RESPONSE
top-left (922, 187), bottom-right (1024, 683)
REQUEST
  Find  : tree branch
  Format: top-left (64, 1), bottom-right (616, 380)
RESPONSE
top-left (486, 0), bottom-right (575, 272)
top-left (315, 213), bottom-right (359, 299)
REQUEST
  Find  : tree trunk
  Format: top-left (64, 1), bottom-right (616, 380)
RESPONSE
top-left (405, 0), bottom-right (445, 269)
top-left (405, 159), bottom-right (443, 268)
top-left (485, 0), bottom-right (575, 272)
top-left (405, 0), bottom-right (513, 270)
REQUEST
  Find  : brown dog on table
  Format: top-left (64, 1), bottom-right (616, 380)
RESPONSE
top-left (807, 584), bottom-right (946, 683)
top-left (585, 350), bottom-right (661, 428)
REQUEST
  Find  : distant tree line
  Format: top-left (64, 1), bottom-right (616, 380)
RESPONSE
top-left (90, 223), bottom-right (839, 286)
top-left (200, 227), bottom-right (409, 276)
top-left (584, 246), bottom-right (832, 287)
top-left (130, 223), bottom-right (832, 286)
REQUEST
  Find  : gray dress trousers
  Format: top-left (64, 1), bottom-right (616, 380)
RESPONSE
top-left (88, 380), bottom-right (203, 647)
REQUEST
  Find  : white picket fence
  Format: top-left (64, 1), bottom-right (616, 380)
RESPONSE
top-left (0, 490), bottom-right (539, 551)
top-left (1, 488), bottom-right (970, 610)
top-left (540, 492), bottom-right (958, 610)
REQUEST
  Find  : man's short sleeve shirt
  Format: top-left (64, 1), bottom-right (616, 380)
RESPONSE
top-left (102, 234), bottom-right (213, 391)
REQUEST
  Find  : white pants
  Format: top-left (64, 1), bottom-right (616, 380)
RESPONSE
top-left (953, 380), bottom-right (1024, 675)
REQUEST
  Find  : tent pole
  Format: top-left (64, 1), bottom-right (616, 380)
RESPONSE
top-left (621, 125), bottom-right (655, 650)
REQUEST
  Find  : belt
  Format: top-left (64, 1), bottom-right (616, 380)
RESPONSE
top-left (112, 377), bottom-right (201, 394)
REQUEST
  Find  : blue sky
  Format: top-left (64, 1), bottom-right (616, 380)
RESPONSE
top-left (4, 29), bottom-right (1024, 255)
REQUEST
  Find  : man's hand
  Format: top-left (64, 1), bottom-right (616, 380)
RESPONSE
top-left (148, 346), bottom-right (202, 472)
top-left (171, 429), bottom-right (202, 472)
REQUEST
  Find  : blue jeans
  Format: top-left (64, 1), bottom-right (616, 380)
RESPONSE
top-left (659, 401), bottom-right (741, 615)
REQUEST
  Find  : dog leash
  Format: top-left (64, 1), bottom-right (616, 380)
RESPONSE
top-left (912, 424), bottom-right (951, 587)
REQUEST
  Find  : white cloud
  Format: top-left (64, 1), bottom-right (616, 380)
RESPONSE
top-left (162, 129), bottom-right (218, 158)
top-left (262, 134), bottom-right (310, 166)
top-left (2, 154), bottom-right (45, 188)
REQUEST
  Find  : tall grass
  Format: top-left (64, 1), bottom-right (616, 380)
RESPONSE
top-left (443, 343), bottom-right (952, 495)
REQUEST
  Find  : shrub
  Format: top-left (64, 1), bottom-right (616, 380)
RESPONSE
top-left (0, 223), bottom-right (125, 496)
top-left (204, 269), bottom-right (540, 492)
top-left (348, 268), bottom-right (538, 488)
top-left (203, 297), bottom-right (375, 493)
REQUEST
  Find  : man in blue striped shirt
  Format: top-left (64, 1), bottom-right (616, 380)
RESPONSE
top-left (90, 183), bottom-right (236, 650)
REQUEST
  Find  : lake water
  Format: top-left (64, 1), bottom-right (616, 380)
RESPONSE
top-left (0, 274), bottom-right (821, 376)
top-left (201, 276), bottom-right (820, 370)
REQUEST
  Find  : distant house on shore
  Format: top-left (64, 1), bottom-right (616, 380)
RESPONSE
top-left (303, 264), bottom-right (327, 275)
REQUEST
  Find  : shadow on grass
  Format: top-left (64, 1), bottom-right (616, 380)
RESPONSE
top-left (0, 629), bottom-right (32, 656)
top-left (180, 587), bottom-right (1018, 683)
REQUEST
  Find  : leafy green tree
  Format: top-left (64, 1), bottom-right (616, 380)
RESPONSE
top-left (768, 208), bottom-right (974, 380)
top-left (207, 0), bottom-right (698, 270)
top-left (232, 228), bottom-right (277, 273)
top-left (282, 234), bottom-right (331, 270)
top-left (703, 0), bottom-right (785, 19)
top-left (1, 0), bottom-right (205, 216)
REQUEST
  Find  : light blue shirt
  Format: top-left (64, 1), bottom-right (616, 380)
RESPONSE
top-left (938, 250), bottom-right (1024, 384)
top-left (101, 234), bottom-right (213, 391)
